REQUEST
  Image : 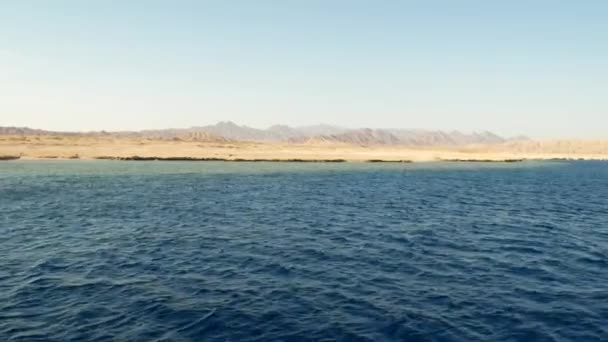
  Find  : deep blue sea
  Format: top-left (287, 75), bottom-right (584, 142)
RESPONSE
top-left (1, 161), bottom-right (607, 341)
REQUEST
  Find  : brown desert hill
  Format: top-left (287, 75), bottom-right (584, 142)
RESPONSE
top-left (291, 129), bottom-right (517, 147)
top-left (192, 121), bottom-right (288, 142)
top-left (0, 126), bottom-right (77, 136)
top-left (180, 131), bottom-right (232, 142)
top-left (194, 122), bottom-right (348, 142)
top-left (135, 122), bottom-right (346, 142)
top-left (266, 125), bottom-right (307, 140)
top-left (135, 129), bottom-right (232, 142)
top-left (386, 129), bottom-right (509, 146)
top-left (294, 124), bottom-right (349, 137)
top-left (0, 127), bottom-right (45, 135)
top-left (291, 128), bottom-right (401, 146)
top-left (0, 126), bottom-right (230, 143)
top-left (0, 123), bottom-right (523, 147)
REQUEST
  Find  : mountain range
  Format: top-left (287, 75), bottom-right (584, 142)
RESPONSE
top-left (0, 121), bottom-right (526, 146)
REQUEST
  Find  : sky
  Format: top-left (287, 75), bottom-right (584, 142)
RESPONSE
top-left (1, 1), bottom-right (607, 138)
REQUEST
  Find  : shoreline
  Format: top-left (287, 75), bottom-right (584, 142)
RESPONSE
top-left (2, 135), bottom-right (608, 163)
top-left (2, 155), bottom-right (606, 163)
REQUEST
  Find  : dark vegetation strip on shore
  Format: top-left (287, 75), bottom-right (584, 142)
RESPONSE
top-left (95, 156), bottom-right (349, 162)
top-left (439, 158), bottom-right (525, 163)
top-left (2, 156), bottom-right (602, 163)
top-left (543, 157), bottom-right (593, 161)
top-left (366, 159), bottom-right (412, 163)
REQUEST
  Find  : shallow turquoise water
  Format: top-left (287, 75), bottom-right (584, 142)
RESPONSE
top-left (1, 161), bottom-right (607, 341)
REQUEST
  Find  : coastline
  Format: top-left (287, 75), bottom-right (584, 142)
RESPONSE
top-left (1, 135), bottom-right (607, 163)
top-left (5, 156), bottom-right (604, 163)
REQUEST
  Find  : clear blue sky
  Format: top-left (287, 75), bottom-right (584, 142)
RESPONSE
top-left (1, 1), bottom-right (607, 138)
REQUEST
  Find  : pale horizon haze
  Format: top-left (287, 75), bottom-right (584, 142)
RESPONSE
top-left (1, 1), bottom-right (607, 139)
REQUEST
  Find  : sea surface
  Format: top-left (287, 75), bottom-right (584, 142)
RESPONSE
top-left (1, 160), bottom-right (607, 341)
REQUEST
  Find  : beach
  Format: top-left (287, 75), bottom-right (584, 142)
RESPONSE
top-left (1, 135), bottom-right (607, 162)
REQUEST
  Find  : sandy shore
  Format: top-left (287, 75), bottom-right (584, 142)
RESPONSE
top-left (1, 135), bottom-right (607, 162)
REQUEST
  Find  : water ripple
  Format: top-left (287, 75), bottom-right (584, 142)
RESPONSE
top-left (1, 161), bottom-right (607, 341)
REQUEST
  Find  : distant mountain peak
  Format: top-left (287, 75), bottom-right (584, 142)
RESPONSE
top-left (0, 122), bottom-right (517, 147)
top-left (216, 120), bottom-right (239, 127)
